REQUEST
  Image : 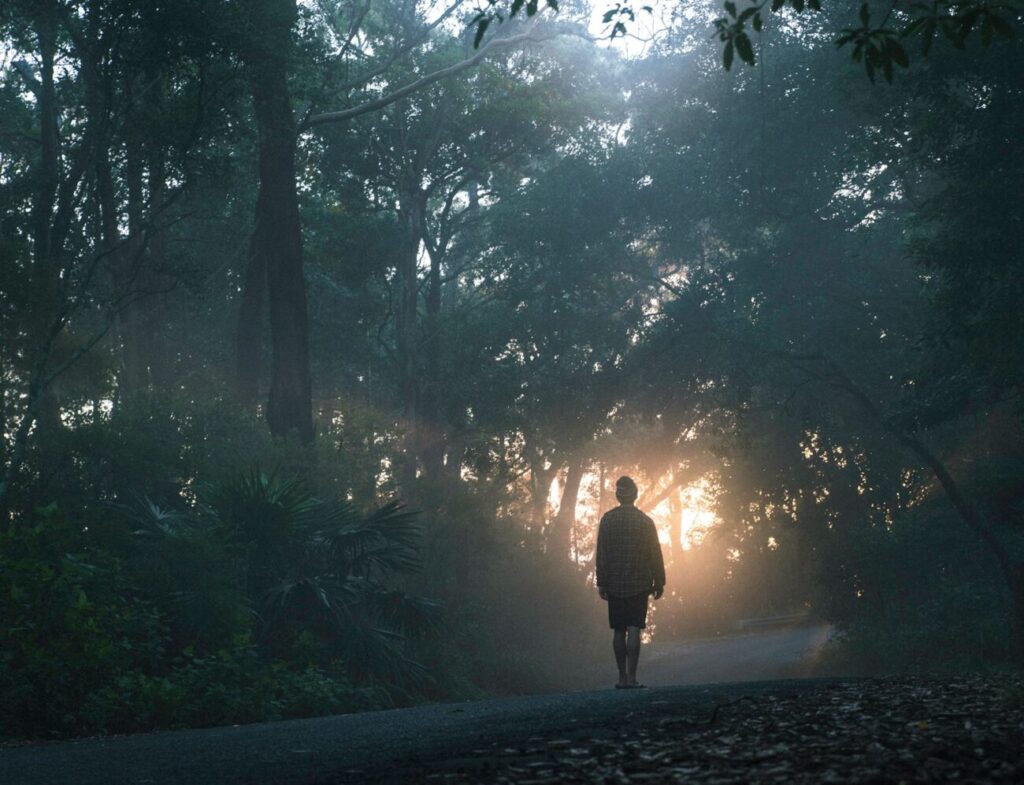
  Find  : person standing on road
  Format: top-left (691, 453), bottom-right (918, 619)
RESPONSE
top-left (595, 476), bottom-right (666, 689)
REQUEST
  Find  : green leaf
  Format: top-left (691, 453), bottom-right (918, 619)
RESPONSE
top-left (735, 32), bottom-right (755, 64)
top-left (793, 0), bottom-right (805, 13)
top-left (859, 2), bottom-right (870, 27)
top-left (808, 0), bottom-right (821, 9)
top-left (771, 0), bottom-right (785, 11)
top-left (887, 38), bottom-right (909, 67)
top-left (723, 39), bottom-right (735, 70)
top-left (752, 12), bottom-right (763, 32)
top-left (725, 1), bottom-right (737, 18)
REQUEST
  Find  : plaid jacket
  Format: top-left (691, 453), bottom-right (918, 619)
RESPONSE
top-left (595, 504), bottom-right (666, 598)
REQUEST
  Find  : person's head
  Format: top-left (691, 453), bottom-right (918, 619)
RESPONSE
top-left (615, 476), bottom-right (638, 506)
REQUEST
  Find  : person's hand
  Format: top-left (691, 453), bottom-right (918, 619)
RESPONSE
top-left (598, 588), bottom-right (609, 600)
top-left (653, 586), bottom-right (664, 600)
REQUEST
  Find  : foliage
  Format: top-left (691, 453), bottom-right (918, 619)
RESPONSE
top-left (1, 0), bottom-right (1023, 741)
top-left (818, 502), bottom-right (1015, 674)
top-left (0, 468), bottom-right (435, 739)
top-left (714, 0), bottom-right (1021, 80)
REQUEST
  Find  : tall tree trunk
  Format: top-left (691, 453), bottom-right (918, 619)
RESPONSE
top-left (531, 460), bottom-right (557, 531)
top-left (30, 2), bottom-right (58, 301)
top-left (235, 231), bottom-right (267, 406)
top-left (549, 460), bottom-right (585, 559)
top-left (419, 238), bottom-right (445, 482)
top-left (145, 129), bottom-right (170, 388)
top-left (395, 191), bottom-right (424, 495)
top-left (27, 1), bottom-right (63, 439)
top-left (667, 488), bottom-right (683, 563)
top-left (242, 0), bottom-right (313, 442)
top-left (120, 123), bottom-right (146, 397)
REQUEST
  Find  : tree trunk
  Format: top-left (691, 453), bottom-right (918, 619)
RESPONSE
top-left (145, 135), bottom-right (171, 388)
top-left (235, 230), bottom-right (267, 406)
top-left (667, 488), bottom-right (683, 562)
top-left (549, 460), bottom-right (585, 559)
top-left (30, 2), bottom-right (58, 302)
top-left (242, 0), bottom-right (313, 442)
top-left (27, 1), bottom-right (64, 439)
top-left (120, 122), bottom-right (146, 397)
top-left (419, 236), bottom-right (445, 482)
top-left (531, 461), bottom-right (557, 531)
top-left (395, 191), bottom-right (424, 495)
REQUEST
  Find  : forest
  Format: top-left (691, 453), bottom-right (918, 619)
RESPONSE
top-left (1, 0), bottom-right (1022, 740)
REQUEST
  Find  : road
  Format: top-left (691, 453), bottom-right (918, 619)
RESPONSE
top-left (0, 624), bottom-right (837, 785)
top-left (643, 623), bottom-right (834, 686)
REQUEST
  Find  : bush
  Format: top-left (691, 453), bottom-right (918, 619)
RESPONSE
top-left (0, 505), bottom-right (169, 738)
top-left (82, 648), bottom-right (385, 733)
top-left (817, 502), bottom-right (1015, 674)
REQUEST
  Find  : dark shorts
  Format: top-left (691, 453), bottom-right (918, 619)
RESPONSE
top-left (607, 592), bottom-right (649, 630)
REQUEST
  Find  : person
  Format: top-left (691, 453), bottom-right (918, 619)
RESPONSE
top-left (595, 476), bottom-right (666, 689)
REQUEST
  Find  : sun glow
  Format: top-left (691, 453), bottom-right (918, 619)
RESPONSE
top-left (650, 479), bottom-right (717, 551)
top-left (547, 469), bottom-right (718, 563)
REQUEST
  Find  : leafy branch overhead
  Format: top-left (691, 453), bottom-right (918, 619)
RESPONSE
top-left (714, 0), bottom-right (1020, 82)
top-left (471, 0), bottom-right (561, 46)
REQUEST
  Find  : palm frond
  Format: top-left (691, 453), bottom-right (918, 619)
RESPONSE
top-left (323, 501), bottom-right (423, 576)
top-left (357, 586), bottom-right (444, 638)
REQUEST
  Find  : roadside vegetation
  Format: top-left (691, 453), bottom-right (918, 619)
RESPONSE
top-left (1, 0), bottom-right (1021, 738)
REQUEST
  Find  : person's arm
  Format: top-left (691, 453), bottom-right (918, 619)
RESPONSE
top-left (595, 516), bottom-right (609, 599)
top-left (649, 518), bottom-right (666, 599)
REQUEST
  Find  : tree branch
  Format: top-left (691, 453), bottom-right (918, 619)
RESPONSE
top-left (302, 29), bottom-right (556, 129)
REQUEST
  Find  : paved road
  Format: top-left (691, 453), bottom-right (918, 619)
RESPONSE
top-left (643, 623), bottom-right (834, 686)
top-left (1, 680), bottom-right (833, 785)
top-left (0, 625), bottom-right (835, 785)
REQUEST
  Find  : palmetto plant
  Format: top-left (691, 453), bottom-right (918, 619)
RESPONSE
top-left (129, 470), bottom-right (440, 685)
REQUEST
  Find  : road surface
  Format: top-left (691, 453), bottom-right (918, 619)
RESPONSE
top-left (643, 623), bottom-right (834, 686)
top-left (0, 624), bottom-right (851, 785)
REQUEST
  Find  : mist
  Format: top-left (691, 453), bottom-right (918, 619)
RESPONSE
top-left (1, 0), bottom-right (1022, 748)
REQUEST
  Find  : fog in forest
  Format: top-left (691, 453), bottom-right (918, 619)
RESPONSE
top-left (1, 0), bottom-right (1022, 741)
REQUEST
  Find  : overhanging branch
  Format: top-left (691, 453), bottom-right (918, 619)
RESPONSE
top-left (302, 28), bottom-right (557, 130)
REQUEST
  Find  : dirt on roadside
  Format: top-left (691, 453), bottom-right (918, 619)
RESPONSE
top-left (391, 675), bottom-right (1024, 785)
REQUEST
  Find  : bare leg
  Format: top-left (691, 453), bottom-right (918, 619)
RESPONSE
top-left (612, 629), bottom-right (627, 686)
top-left (626, 626), bottom-right (642, 686)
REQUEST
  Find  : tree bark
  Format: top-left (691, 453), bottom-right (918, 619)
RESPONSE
top-left (530, 460), bottom-right (557, 530)
top-left (30, 2), bottom-right (59, 301)
top-left (419, 231), bottom-right (445, 482)
top-left (242, 0), bottom-right (313, 442)
top-left (667, 488), bottom-right (683, 562)
top-left (395, 190), bottom-right (424, 494)
top-left (235, 230), bottom-right (268, 406)
top-left (548, 460), bottom-right (585, 559)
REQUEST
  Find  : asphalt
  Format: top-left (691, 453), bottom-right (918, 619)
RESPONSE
top-left (0, 625), bottom-right (837, 785)
top-left (2, 679), bottom-right (842, 785)
top-left (644, 623), bottom-right (833, 686)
